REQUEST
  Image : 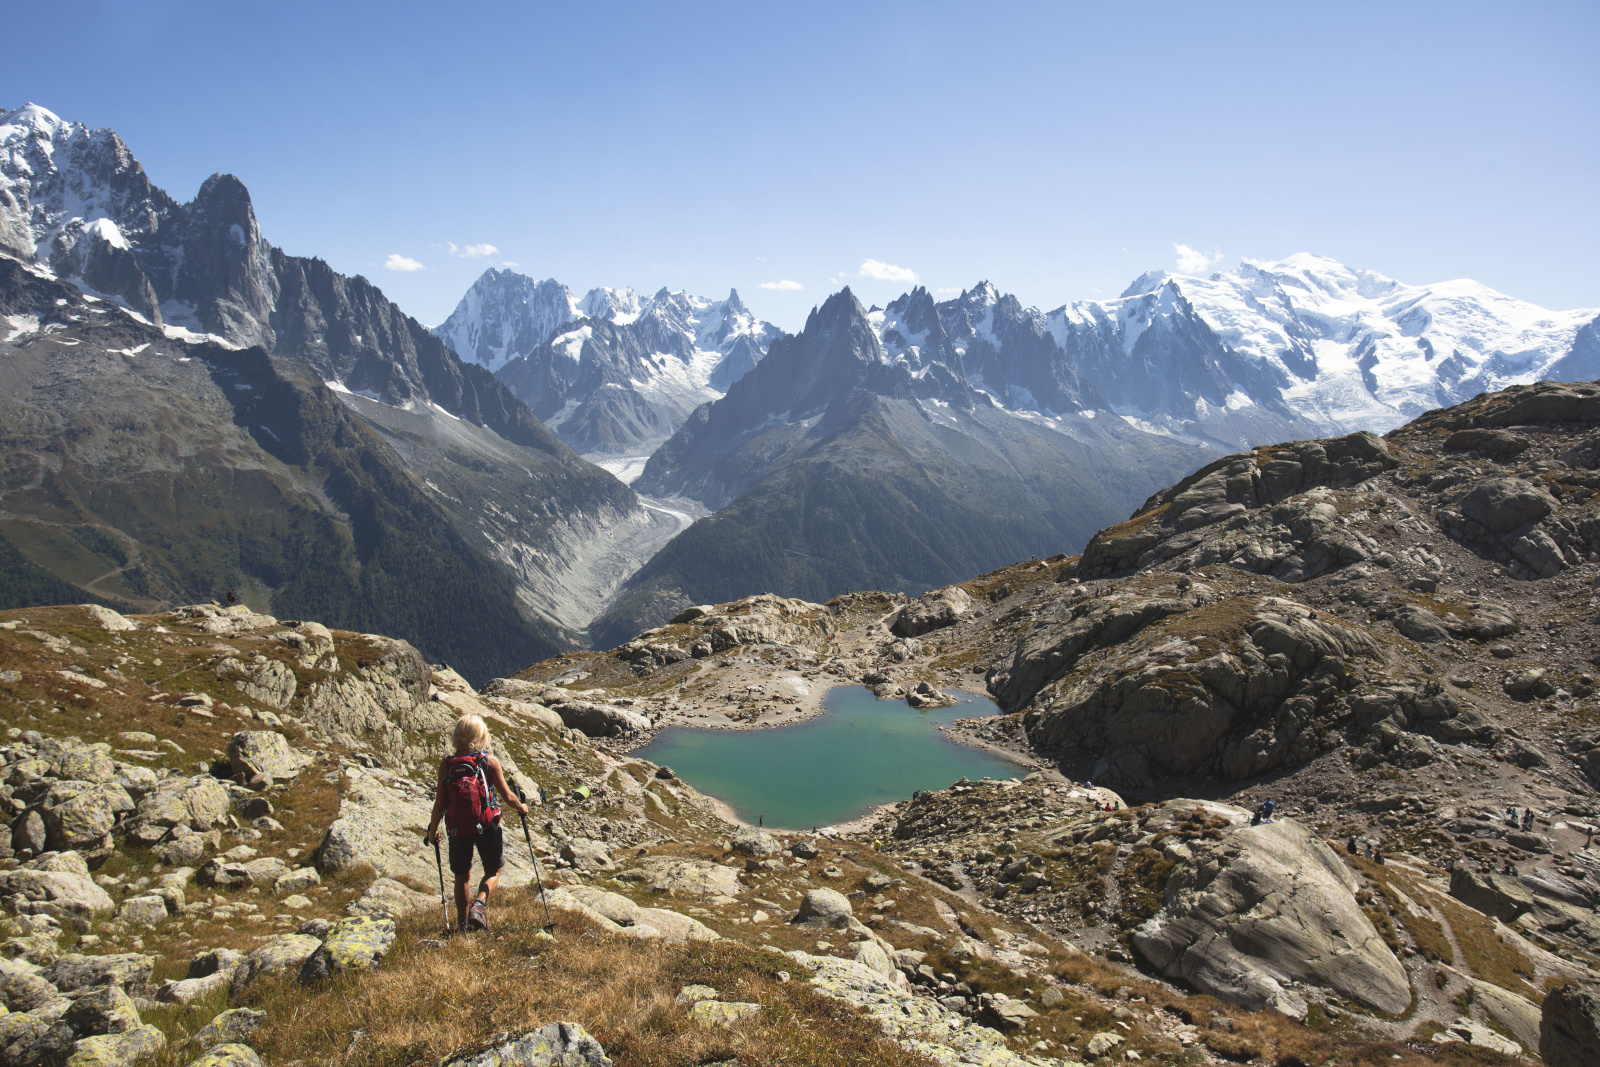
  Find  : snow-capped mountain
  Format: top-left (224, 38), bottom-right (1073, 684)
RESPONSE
top-left (871, 255), bottom-right (1598, 450)
top-left (434, 267), bottom-right (780, 455)
top-left (0, 103), bottom-right (691, 646)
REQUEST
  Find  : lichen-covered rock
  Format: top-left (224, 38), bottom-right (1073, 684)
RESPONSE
top-left (61, 1024), bottom-right (164, 1067)
top-left (0, 870), bottom-right (114, 915)
top-left (689, 1001), bottom-right (760, 1026)
top-left (188, 1045), bottom-right (263, 1067)
top-left (40, 781), bottom-right (128, 850)
top-left (345, 877), bottom-right (431, 919)
top-left (190, 1008), bottom-right (267, 1052)
top-left (0, 956), bottom-right (60, 1012)
top-left (41, 954), bottom-right (154, 997)
top-left (298, 916), bottom-right (396, 983)
top-left (440, 1021), bottom-right (613, 1067)
top-left (230, 935), bottom-right (320, 996)
top-left (1132, 804), bottom-right (1409, 1019)
top-left (274, 866), bottom-right (320, 895)
top-left (62, 985), bottom-right (141, 1036)
top-left (559, 839), bottom-right (612, 871)
top-left (114, 896), bottom-right (166, 926)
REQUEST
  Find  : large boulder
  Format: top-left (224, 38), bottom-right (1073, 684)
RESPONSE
top-left (441, 1022), bottom-right (612, 1067)
top-left (40, 781), bottom-right (130, 850)
top-left (0, 868), bottom-right (115, 916)
top-left (1545, 981), bottom-right (1600, 1067)
top-left (1451, 867), bottom-right (1536, 922)
top-left (299, 916), bottom-right (396, 982)
top-left (550, 701), bottom-right (650, 739)
top-left (226, 731), bottom-right (307, 783)
top-left (0, 956), bottom-right (61, 1012)
top-left (893, 586), bottom-right (972, 637)
top-left (191, 1008), bottom-right (267, 1052)
top-left (41, 953), bottom-right (154, 997)
top-left (730, 828), bottom-right (778, 857)
top-left (1131, 805), bottom-right (1409, 1019)
top-left (230, 935), bottom-right (320, 995)
top-left (1458, 477), bottom-right (1557, 535)
top-left (792, 888), bottom-right (854, 929)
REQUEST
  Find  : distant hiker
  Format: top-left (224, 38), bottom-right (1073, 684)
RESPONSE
top-left (1506, 807), bottom-right (1519, 825)
top-left (1502, 861), bottom-right (1517, 875)
top-left (1374, 848), bottom-right (1385, 865)
top-left (425, 714), bottom-right (529, 933)
top-left (1257, 799), bottom-right (1275, 824)
top-left (1348, 836), bottom-right (1359, 855)
top-left (1522, 809), bottom-right (1536, 831)
top-left (225, 589), bottom-right (237, 606)
top-left (758, 815), bottom-right (763, 827)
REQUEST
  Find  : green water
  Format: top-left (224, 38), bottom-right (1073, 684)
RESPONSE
top-left (634, 686), bottom-right (1023, 830)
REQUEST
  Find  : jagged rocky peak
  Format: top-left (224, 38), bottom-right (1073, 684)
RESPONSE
top-left (469, 268), bottom-right (783, 455)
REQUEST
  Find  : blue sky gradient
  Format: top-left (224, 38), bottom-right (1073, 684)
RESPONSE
top-left (4, 0), bottom-right (1595, 328)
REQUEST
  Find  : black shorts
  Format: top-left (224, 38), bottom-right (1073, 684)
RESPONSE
top-left (448, 823), bottom-right (504, 878)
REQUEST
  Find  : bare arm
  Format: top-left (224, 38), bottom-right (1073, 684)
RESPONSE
top-left (486, 756), bottom-right (529, 817)
top-left (425, 760), bottom-right (447, 843)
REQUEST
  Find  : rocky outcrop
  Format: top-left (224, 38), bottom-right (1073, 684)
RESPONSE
top-left (1545, 982), bottom-right (1600, 1067)
top-left (298, 916), bottom-right (396, 982)
top-left (1008, 592), bottom-right (1385, 787)
top-left (1077, 432), bottom-right (1398, 580)
top-left (549, 701), bottom-right (650, 739)
top-left (893, 586), bottom-right (972, 637)
top-left (1132, 803), bottom-right (1409, 1019)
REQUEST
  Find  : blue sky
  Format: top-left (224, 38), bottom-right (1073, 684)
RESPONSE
top-left (5, 0), bottom-right (1595, 329)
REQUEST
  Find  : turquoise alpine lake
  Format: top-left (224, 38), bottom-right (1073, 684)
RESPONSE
top-left (634, 685), bottom-right (1023, 830)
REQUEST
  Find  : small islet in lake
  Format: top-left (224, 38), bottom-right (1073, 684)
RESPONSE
top-left (634, 685), bottom-right (1023, 830)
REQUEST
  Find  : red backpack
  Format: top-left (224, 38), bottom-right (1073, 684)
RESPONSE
top-left (442, 752), bottom-right (501, 836)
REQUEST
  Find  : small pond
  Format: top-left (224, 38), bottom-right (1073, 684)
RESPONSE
top-left (634, 685), bottom-right (1023, 830)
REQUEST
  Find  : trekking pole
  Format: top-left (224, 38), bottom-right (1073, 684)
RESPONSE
top-left (432, 836), bottom-right (451, 936)
top-left (513, 782), bottom-right (556, 936)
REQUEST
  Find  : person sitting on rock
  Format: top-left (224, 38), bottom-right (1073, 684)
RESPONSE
top-left (425, 714), bottom-right (529, 933)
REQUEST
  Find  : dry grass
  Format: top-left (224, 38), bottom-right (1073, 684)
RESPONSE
top-left (1349, 858), bottom-right (1454, 965)
top-left (230, 890), bottom-right (934, 1067)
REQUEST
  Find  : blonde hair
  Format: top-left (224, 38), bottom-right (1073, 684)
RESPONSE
top-left (452, 714), bottom-right (490, 755)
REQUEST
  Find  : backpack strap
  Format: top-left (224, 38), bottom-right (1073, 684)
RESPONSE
top-left (474, 752), bottom-right (501, 823)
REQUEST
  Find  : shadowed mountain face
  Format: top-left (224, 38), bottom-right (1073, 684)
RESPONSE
top-left (0, 103), bottom-right (660, 650)
top-left (0, 260), bottom-right (565, 682)
top-left (590, 290), bottom-right (1201, 647)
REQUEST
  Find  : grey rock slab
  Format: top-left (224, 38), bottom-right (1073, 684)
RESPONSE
top-left (227, 730), bottom-right (308, 782)
top-left (1131, 804), bottom-right (1408, 1018)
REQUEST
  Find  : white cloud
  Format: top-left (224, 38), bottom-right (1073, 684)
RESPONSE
top-left (758, 279), bottom-right (804, 291)
top-left (1174, 243), bottom-right (1223, 274)
top-left (859, 258), bottom-right (918, 283)
top-left (934, 287), bottom-right (960, 296)
top-left (501, 261), bottom-right (518, 268)
top-left (447, 242), bottom-right (500, 259)
top-left (384, 254), bottom-right (425, 272)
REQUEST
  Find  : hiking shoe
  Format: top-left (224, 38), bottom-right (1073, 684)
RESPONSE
top-left (467, 900), bottom-right (488, 931)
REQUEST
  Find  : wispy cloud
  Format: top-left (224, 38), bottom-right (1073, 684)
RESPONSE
top-left (1174, 243), bottom-right (1223, 274)
top-left (384, 253), bottom-right (425, 272)
top-left (934, 287), bottom-right (960, 296)
top-left (758, 279), bottom-right (804, 291)
top-left (859, 258), bottom-right (918, 283)
top-left (447, 242), bottom-right (500, 259)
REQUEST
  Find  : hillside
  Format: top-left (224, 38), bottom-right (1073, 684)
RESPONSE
top-left (0, 260), bottom-right (564, 682)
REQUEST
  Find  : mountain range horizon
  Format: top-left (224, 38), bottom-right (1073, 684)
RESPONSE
top-left (2, 98), bottom-right (1597, 665)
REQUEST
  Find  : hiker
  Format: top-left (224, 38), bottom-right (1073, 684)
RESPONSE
top-left (1348, 836), bottom-right (1359, 855)
top-left (1258, 799), bottom-right (1275, 824)
top-left (1506, 807), bottom-right (1518, 825)
top-left (425, 714), bottom-right (529, 933)
top-left (1522, 809), bottom-right (1536, 831)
